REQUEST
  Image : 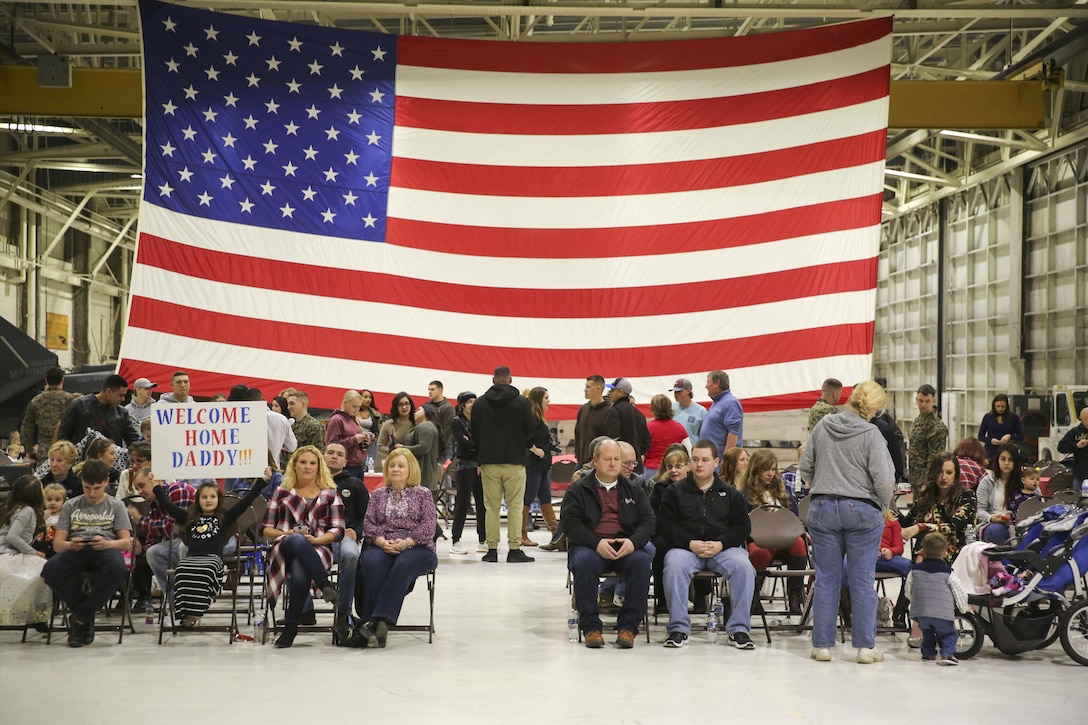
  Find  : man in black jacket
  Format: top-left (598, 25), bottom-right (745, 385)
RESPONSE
top-left (657, 439), bottom-right (756, 650)
top-left (561, 439), bottom-right (655, 649)
top-left (56, 374), bottom-right (139, 447)
top-left (470, 366), bottom-right (536, 563)
top-left (606, 378), bottom-right (651, 473)
top-left (325, 442), bottom-right (370, 643)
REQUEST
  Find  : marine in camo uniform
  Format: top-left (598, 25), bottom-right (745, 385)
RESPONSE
top-left (807, 378), bottom-right (843, 432)
top-left (284, 390), bottom-right (326, 469)
top-left (908, 384), bottom-right (948, 491)
top-left (20, 366), bottom-right (69, 458)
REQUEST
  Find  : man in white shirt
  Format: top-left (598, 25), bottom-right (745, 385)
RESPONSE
top-left (245, 388), bottom-right (296, 468)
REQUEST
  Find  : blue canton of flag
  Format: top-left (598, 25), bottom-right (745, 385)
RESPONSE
top-left (140, 0), bottom-right (396, 241)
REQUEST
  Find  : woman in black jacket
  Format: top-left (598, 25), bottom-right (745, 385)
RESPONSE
top-left (523, 387), bottom-right (558, 546)
top-left (448, 393), bottom-right (486, 555)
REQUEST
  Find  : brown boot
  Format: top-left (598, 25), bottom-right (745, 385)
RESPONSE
top-left (540, 503), bottom-right (558, 535)
top-left (540, 534), bottom-right (567, 552)
top-left (521, 508), bottom-right (539, 546)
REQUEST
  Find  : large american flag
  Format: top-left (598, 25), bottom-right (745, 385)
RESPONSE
top-left (120, 0), bottom-right (890, 417)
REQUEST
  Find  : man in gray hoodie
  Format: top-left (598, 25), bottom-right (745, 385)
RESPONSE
top-left (800, 380), bottom-right (894, 664)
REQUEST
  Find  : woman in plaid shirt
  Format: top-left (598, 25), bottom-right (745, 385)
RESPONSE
top-left (261, 445), bottom-right (344, 648)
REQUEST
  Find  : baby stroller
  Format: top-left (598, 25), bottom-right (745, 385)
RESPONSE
top-left (954, 504), bottom-right (1088, 665)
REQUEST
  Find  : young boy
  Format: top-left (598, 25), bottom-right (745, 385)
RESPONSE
top-left (1007, 466), bottom-right (1042, 521)
top-left (904, 532), bottom-right (968, 665)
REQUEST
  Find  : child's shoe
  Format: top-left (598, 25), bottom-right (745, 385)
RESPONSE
top-left (937, 655), bottom-right (959, 666)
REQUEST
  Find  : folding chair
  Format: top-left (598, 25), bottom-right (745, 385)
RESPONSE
top-left (570, 569), bottom-right (652, 643)
top-left (750, 506), bottom-right (816, 643)
top-left (388, 569), bottom-right (437, 643)
top-left (47, 545), bottom-right (137, 645)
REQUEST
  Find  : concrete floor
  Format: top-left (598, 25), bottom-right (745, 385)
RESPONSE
top-left (2, 523), bottom-right (1084, 723)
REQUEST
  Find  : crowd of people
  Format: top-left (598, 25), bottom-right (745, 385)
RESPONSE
top-left (2, 363), bottom-right (1083, 665)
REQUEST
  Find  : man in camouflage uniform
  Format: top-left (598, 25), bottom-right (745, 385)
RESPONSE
top-left (807, 378), bottom-right (842, 432)
top-left (21, 366), bottom-right (69, 460)
top-left (284, 390), bottom-right (326, 467)
top-left (908, 383), bottom-right (948, 491)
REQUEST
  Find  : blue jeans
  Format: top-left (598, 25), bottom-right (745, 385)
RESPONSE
top-left (359, 545), bottom-right (437, 624)
top-left (915, 615), bottom-right (957, 658)
top-left (278, 534), bottom-right (332, 623)
top-left (41, 548), bottom-right (128, 624)
top-left (980, 523), bottom-right (1010, 544)
top-left (568, 544), bottom-right (651, 635)
top-left (663, 546), bottom-right (754, 635)
top-left (334, 538), bottom-right (361, 615)
top-left (874, 555), bottom-right (912, 578)
top-left (806, 496), bottom-right (884, 648)
top-left (523, 468), bottom-right (551, 506)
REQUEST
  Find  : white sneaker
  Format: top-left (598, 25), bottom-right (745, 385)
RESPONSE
top-left (449, 542), bottom-right (468, 555)
top-left (811, 648), bottom-right (832, 662)
top-left (476, 542), bottom-right (488, 553)
top-left (857, 647), bottom-right (884, 664)
top-left (613, 594), bottom-right (625, 608)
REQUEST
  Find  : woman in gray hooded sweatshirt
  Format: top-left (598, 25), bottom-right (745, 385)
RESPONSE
top-left (800, 380), bottom-right (895, 665)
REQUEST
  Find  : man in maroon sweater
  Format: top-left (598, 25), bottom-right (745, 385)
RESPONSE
top-left (560, 439), bottom-right (655, 649)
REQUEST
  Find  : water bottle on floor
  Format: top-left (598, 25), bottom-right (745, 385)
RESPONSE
top-left (714, 600), bottom-right (724, 630)
top-left (567, 608), bottom-right (578, 643)
top-left (254, 615), bottom-right (266, 644)
top-left (706, 611), bottom-right (718, 644)
top-left (144, 602), bottom-right (154, 626)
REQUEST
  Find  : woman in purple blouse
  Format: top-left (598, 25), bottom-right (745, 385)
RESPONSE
top-left (353, 448), bottom-right (437, 648)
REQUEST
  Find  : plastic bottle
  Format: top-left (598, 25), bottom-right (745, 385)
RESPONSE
top-left (254, 615), bottom-right (266, 644)
top-left (1081, 477), bottom-right (1088, 499)
top-left (366, 455), bottom-right (375, 474)
top-left (567, 608), bottom-right (578, 643)
top-left (714, 600), bottom-right (724, 630)
top-left (706, 611), bottom-right (718, 644)
top-left (964, 525), bottom-right (977, 544)
top-left (144, 602), bottom-right (154, 626)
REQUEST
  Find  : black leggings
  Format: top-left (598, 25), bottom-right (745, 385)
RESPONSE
top-left (452, 466), bottom-right (486, 544)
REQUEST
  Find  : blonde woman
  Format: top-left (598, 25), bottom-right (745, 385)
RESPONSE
top-left (800, 380), bottom-right (895, 664)
top-left (327, 390), bottom-right (371, 478)
top-left (353, 448), bottom-right (437, 648)
top-left (40, 440), bottom-right (80, 499)
top-left (261, 445), bottom-right (345, 648)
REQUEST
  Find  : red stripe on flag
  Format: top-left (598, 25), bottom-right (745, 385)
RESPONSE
top-left (391, 132), bottom-right (886, 197)
top-left (386, 195), bottom-right (883, 257)
top-left (126, 296), bottom-right (875, 378)
top-left (395, 68), bottom-right (889, 135)
top-left (136, 233), bottom-right (877, 318)
top-left (397, 18), bottom-right (891, 73)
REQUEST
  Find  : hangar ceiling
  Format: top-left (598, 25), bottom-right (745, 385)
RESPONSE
top-left (1, 0), bottom-right (1087, 287)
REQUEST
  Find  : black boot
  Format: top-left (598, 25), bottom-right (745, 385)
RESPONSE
top-left (838, 588), bottom-right (852, 629)
top-left (274, 622), bottom-right (298, 648)
top-left (333, 612), bottom-right (352, 646)
top-left (751, 573), bottom-right (766, 616)
top-left (786, 556), bottom-right (807, 615)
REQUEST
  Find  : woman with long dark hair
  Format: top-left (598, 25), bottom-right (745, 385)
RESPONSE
top-left (977, 394), bottom-right (1024, 463)
top-left (901, 453), bottom-right (977, 562)
top-left (449, 393), bottom-right (486, 555)
top-left (401, 403), bottom-right (441, 493)
top-left (973, 442), bottom-right (1021, 544)
top-left (523, 387), bottom-right (558, 547)
top-left (377, 392), bottom-right (415, 470)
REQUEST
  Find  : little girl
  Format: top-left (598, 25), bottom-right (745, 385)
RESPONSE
top-left (1007, 466), bottom-right (1041, 521)
top-left (0, 476), bottom-right (52, 627)
top-left (152, 475), bottom-right (266, 627)
top-left (875, 508), bottom-right (912, 628)
top-left (34, 483), bottom-right (67, 559)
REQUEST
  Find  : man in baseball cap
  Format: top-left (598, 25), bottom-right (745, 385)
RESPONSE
top-left (606, 378), bottom-right (650, 473)
top-left (670, 378), bottom-right (706, 441)
top-left (125, 378), bottom-right (158, 422)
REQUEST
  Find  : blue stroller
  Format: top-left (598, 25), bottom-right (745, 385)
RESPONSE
top-left (954, 504), bottom-right (1088, 665)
